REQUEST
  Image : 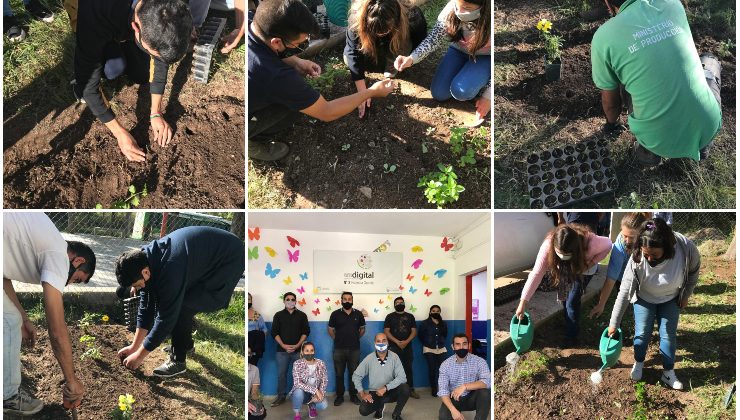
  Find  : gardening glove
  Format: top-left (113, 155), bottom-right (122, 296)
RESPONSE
top-left (62, 378), bottom-right (85, 408)
top-left (602, 120), bottom-right (627, 136)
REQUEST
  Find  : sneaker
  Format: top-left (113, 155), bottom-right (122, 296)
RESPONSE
top-left (294, 414), bottom-right (302, 420)
top-left (409, 389), bottom-right (420, 399)
top-left (26, 0), bottom-right (54, 23)
top-left (308, 403), bottom-right (318, 418)
top-left (350, 394), bottom-right (361, 405)
top-left (631, 362), bottom-right (644, 381)
top-left (248, 140), bottom-right (289, 161)
top-left (3, 16), bottom-right (27, 43)
top-left (634, 143), bottom-right (661, 167)
top-left (152, 357), bottom-right (187, 378)
top-left (374, 404), bottom-right (385, 419)
top-left (661, 369), bottom-right (684, 390)
top-left (270, 395), bottom-right (286, 407)
top-left (3, 390), bottom-right (43, 415)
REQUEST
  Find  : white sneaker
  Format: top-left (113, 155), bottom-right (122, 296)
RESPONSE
top-left (630, 362), bottom-right (644, 381)
top-left (661, 369), bottom-right (684, 390)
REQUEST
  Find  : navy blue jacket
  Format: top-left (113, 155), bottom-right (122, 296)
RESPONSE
top-left (418, 317), bottom-right (448, 349)
top-left (137, 226), bottom-right (245, 351)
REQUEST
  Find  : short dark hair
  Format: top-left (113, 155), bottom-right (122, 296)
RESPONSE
top-left (137, 0), bottom-right (192, 64)
top-left (429, 305), bottom-right (441, 312)
top-left (452, 333), bottom-right (469, 343)
top-left (67, 241), bottom-right (96, 282)
top-left (284, 292), bottom-right (297, 300)
top-left (115, 249), bottom-right (149, 299)
top-left (633, 218), bottom-right (676, 262)
top-left (394, 296), bottom-right (404, 304)
top-left (253, 0), bottom-right (320, 41)
top-left (301, 341), bottom-right (315, 352)
top-left (341, 291), bottom-right (353, 299)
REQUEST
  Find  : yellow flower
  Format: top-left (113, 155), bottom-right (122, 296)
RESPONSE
top-left (102, 315), bottom-right (109, 322)
top-left (536, 19), bottom-right (552, 33)
top-left (119, 403), bottom-right (127, 411)
top-left (125, 394), bottom-right (135, 404)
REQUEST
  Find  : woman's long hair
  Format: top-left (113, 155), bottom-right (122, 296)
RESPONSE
top-left (445, 0), bottom-right (491, 58)
top-left (631, 218), bottom-right (677, 263)
top-left (546, 224), bottom-right (591, 287)
top-left (350, 0), bottom-right (411, 64)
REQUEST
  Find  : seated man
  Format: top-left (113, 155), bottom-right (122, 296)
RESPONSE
top-left (68, 0), bottom-right (192, 162)
top-left (437, 333), bottom-right (491, 420)
top-left (591, 0), bottom-right (722, 166)
top-left (352, 333), bottom-right (409, 420)
top-left (247, 0), bottom-right (397, 161)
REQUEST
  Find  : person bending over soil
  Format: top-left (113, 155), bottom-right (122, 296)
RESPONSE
top-left (394, 0), bottom-right (491, 124)
top-left (66, 0), bottom-right (192, 162)
top-left (592, 0), bottom-right (722, 166)
top-left (247, 0), bottom-right (397, 162)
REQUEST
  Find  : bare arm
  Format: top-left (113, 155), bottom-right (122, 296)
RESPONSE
top-left (359, 325), bottom-right (366, 337)
top-left (328, 326), bottom-right (336, 340)
top-left (601, 89), bottom-right (622, 123)
top-left (407, 327), bottom-right (417, 342)
top-left (302, 92), bottom-right (376, 122)
top-left (42, 282), bottom-right (77, 381)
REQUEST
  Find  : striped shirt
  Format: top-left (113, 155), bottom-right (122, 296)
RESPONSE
top-left (438, 354), bottom-right (491, 398)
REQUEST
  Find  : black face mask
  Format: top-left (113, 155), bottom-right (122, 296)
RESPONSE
top-left (66, 261), bottom-right (77, 285)
top-left (248, 303), bottom-right (253, 309)
top-left (342, 302), bottom-right (353, 310)
top-left (430, 313), bottom-right (442, 320)
top-left (647, 257), bottom-right (665, 267)
top-left (455, 348), bottom-right (468, 358)
top-left (277, 39), bottom-right (308, 58)
top-left (395, 304), bottom-right (405, 312)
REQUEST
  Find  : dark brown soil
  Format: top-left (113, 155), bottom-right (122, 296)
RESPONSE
top-left (249, 46), bottom-right (491, 209)
top-left (4, 49), bottom-right (245, 209)
top-left (11, 325), bottom-right (238, 419)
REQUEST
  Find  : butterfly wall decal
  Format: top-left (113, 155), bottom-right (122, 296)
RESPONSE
top-left (299, 272), bottom-right (309, 281)
top-left (248, 246), bottom-right (258, 260)
top-left (406, 274), bottom-right (414, 281)
top-left (399, 285), bottom-right (405, 291)
top-left (283, 277), bottom-right (292, 285)
top-left (441, 237), bottom-right (454, 251)
top-left (298, 298), bottom-right (307, 306)
top-left (409, 286), bottom-right (418, 294)
top-left (421, 274), bottom-right (429, 282)
top-left (287, 249), bottom-right (300, 263)
top-left (411, 245), bottom-right (423, 253)
top-left (265, 263), bottom-right (281, 279)
top-left (264, 247), bottom-right (277, 257)
top-left (434, 269), bottom-right (447, 278)
top-left (411, 259), bottom-right (423, 269)
top-left (440, 288), bottom-right (450, 295)
top-left (424, 289), bottom-right (432, 297)
top-left (312, 308), bottom-right (320, 316)
top-left (248, 227), bottom-right (260, 241)
top-left (296, 286), bottom-right (305, 294)
top-left (314, 298), bottom-right (320, 304)
top-left (287, 236), bottom-right (300, 248)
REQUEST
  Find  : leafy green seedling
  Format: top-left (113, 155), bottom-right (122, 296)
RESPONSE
top-left (425, 127), bottom-right (436, 136)
top-left (112, 184), bottom-right (148, 209)
top-left (341, 143), bottom-right (351, 151)
top-left (421, 142), bottom-right (429, 154)
top-left (417, 164), bottom-right (465, 208)
top-left (383, 163), bottom-right (397, 174)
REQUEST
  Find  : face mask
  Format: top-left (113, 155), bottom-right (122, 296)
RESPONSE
top-left (304, 354), bottom-right (315, 361)
top-left (375, 343), bottom-right (388, 352)
top-left (342, 302), bottom-right (353, 310)
top-left (395, 304), bottom-right (405, 312)
top-left (555, 250), bottom-right (572, 261)
top-left (647, 257), bottom-right (665, 267)
top-left (454, 3), bottom-right (481, 22)
top-left (248, 303), bottom-right (253, 309)
top-left (430, 313), bottom-right (442, 320)
top-left (277, 39), bottom-right (308, 58)
top-left (67, 262), bottom-right (77, 283)
top-left (285, 301), bottom-right (296, 309)
top-left (455, 348), bottom-right (469, 358)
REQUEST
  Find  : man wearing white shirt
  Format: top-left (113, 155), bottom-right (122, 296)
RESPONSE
top-left (3, 213), bottom-right (96, 416)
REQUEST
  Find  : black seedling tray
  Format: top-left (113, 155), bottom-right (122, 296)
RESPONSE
top-left (192, 17), bottom-right (227, 84)
top-left (123, 296), bottom-right (139, 332)
top-left (527, 139), bottom-right (618, 209)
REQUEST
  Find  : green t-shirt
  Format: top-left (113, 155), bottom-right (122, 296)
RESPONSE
top-left (591, 0), bottom-right (722, 160)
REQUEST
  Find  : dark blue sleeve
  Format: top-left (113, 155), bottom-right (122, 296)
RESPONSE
top-left (344, 28), bottom-right (366, 81)
top-left (136, 289), bottom-right (156, 331)
top-left (271, 67), bottom-right (321, 112)
top-left (142, 266), bottom-right (188, 351)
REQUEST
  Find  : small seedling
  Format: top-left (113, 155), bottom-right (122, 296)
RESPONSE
top-left (425, 127), bottom-right (436, 136)
top-left (78, 311), bottom-right (101, 330)
top-left (305, 57), bottom-right (350, 93)
top-left (341, 143), bottom-right (351, 151)
top-left (718, 39), bottom-right (735, 58)
top-left (417, 164), bottom-right (465, 208)
top-left (103, 184), bottom-right (148, 209)
top-left (383, 163), bottom-right (397, 174)
top-left (421, 142), bottom-right (429, 154)
top-left (79, 335), bottom-right (102, 361)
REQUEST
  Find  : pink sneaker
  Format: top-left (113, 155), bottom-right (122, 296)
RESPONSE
top-left (309, 404), bottom-right (318, 418)
top-left (294, 414), bottom-right (302, 420)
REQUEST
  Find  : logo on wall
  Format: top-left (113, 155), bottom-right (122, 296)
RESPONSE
top-left (357, 253), bottom-right (372, 270)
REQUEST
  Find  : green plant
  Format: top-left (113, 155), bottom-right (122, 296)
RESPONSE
top-left (718, 39), bottom-right (735, 58)
top-left (77, 311), bottom-right (100, 329)
top-left (417, 164), bottom-right (465, 208)
top-left (79, 335), bottom-right (102, 361)
top-left (511, 351), bottom-right (550, 383)
top-left (97, 185), bottom-right (148, 209)
top-left (111, 394), bottom-right (135, 420)
top-left (449, 126), bottom-right (488, 168)
top-left (383, 163), bottom-right (397, 173)
top-left (305, 57), bottom-right (349, 93)
top-left (341, 143), bottom-right (351, 151)
top-left (630, 381), bottom-right (649, 420)
top-left (536, 19), bottom-right (563, 63)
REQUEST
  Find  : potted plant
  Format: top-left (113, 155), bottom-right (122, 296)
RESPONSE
top-left (536, 19), bottom-right (563, 82)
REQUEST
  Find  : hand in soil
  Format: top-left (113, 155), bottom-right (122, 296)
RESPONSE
top-left (21, 318), bottom-right (37, 347)
top-left (62, 378), bottom-right (85, 408)
top-left (474, 97), bottom-right (491, 120)
top-left (394, 55), bottom-right (414, 72)
top-left (588, 303), bottom-right (605, 319)
top-left (358, 98), bottom-right (371, 119)
top-left (150, 115), bottom-right (173, 147)
top-left (220, 27), bottom-right (245, 54)
top-left (123, 350), bottom-right (146, 370)
top-left (369, 79), bottom-right (397, 98)
top-left (602, 121), bottom-right (627, 136)
top-left (117, 344), bottom-right (137, 362)
top-left (115, 130), bottom-right (146, 162)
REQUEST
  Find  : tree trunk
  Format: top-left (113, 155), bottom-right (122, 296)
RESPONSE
top-left (231, 212), bottom-right (245, 241)
top-left (723, 233), bottom-right (735, 260)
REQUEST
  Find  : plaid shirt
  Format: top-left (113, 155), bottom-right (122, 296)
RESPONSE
top-left (437, 354), bottom-right (491, 398)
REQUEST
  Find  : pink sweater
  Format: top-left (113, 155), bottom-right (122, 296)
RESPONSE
top-left (520, 232), bottom-right (612, 302)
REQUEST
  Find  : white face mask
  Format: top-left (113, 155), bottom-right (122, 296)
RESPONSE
top-left (454, 3), bottom-right (481, 22)
top-left (555, 249), bottom-right (572, 260)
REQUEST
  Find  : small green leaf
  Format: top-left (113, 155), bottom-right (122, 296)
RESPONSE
top-left (421, 143), bottom-right (429, 154)
top-left (128, 185), bottom-right (136, 194)
top-left (130, 196), bottom-right (140, 207)
top-left (95, 203), bottom-right (103, 209)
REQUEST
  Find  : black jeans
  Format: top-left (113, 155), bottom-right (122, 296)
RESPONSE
top-left (333, 348), bottom-right (360, 398)
top-left (248, 104), bottom-right (300, 140)
top-left (438, 389), bottom-right (491, 420)
top-left (389, 343), bottom-right (414, 388)
top-left (423, 352), bottom-right (447, 394)
top-left (171, 306), bottom-right (198, 362)
top-left (359, 383), bottom-right (410, 417)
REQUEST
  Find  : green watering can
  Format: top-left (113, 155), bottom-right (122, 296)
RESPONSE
top-left (510, 312), bottom-right (534, 354)
top-left (598, 327), bottom-right (623, 370)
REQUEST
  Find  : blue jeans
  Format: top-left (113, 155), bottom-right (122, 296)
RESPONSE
top-left (632, 297), bottom-right (679, 370)
top-left (4, 0), bottom-right (30, 17)
top-left (561, 276), bottom-right (591, 340)
top-left (430, 47), bottom-right (490, 102)
top-left (291, 388), bottom-right (329, 412)
top-left (276, 351), bottom-right (300, 396)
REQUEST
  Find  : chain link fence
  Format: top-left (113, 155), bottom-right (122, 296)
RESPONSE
top-left (13, 212), bottom-right (245, 294)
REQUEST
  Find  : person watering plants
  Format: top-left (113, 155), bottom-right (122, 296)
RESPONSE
top-left (418, 304), bottom-right (448, 397)
top-left (437, 333), bottom-right (491, 420)
top-left (248, 292), bottom-right (268, 365)
top-left (114, 226), bottom-right (245, 378)
top-left (515, 223), bottom-right (612, 347)
top-left (248, 0), bottom-right (398, 161)
top-left (591, 0), bottom-right (722, 166)
top-left (589, 212), bottom-right (652, 319)
top-left (66, 0), bottom-right (193, 162)
top-left (289, 342), bottom-right (329, 419)
top-left (607, 218), bottom-right (700, 390)
top-left (3, 213), bottom-right (96, 416)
